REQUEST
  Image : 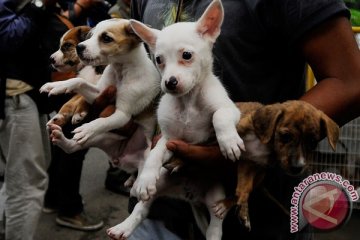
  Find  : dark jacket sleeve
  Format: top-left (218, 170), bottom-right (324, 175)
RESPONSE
top-left (0, 0), bottom-right (46, 53)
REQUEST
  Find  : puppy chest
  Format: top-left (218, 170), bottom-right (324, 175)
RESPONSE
top-left (160, 106), bottom-right (214, 143)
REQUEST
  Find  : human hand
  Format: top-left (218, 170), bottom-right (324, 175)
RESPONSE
top-left (164, 139), bottom-right (237, 185)
top-left (165, 139), bottom-right (226, 167)
top-left (75, 0), bottom-right (104, 9)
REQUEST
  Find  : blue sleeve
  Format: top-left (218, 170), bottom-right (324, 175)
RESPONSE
top-left (0, 1), bottom-right (34, 52)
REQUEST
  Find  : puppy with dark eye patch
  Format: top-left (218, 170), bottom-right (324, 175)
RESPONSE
top-left (48, 26), bottom-right (105, 126)
top-left (41, 19), bottom-right (160, 147)
top-left (50, 26), bottom-right (91, 73)
top-left (41, 19), bottom-right (161, 202)
top-left (216, 100), bottom-right (340, 230)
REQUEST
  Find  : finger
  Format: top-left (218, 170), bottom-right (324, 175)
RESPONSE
top-left (166, 139), bottom-right (224, 162)
top-left (151, 134), bottom-right (162, 149)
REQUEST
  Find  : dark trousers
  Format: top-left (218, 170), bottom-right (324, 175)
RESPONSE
top-left (44, 123), bottom-right (88, 217)
top-left (129, 166), bottom-right (314, 240)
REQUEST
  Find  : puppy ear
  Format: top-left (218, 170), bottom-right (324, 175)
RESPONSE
top-left (129, 19), bottom-right (160, 52)
top-left (252, 104), bottom-right (283, 144)
top-left (320, 113), bottom-right (340, 151)
top-left (124, 21), bottom-right (142, 43)
top-left (196, 0), bottom-right (224, 42)
top-left (77, 26), bottom-right (91, 41)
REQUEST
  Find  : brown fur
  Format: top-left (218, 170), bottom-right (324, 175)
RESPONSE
top-left (97, 21), bottom-right (141, 57)
top-left (226, 100), bottom-right (339, 230)
top-left (50, 26), bottom-right (115, 126)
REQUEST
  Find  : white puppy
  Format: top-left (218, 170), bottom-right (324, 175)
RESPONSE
top-left (40, 19), bottom-right (160, 148)
top-left (132, 0), bottom-right (244, 203)
top-left (107, 1), bottom-right (244, 239)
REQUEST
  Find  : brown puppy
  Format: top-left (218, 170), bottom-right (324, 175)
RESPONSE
top-left (49, 26), bottom-right (105, 126)
top-left (50, 26), bottom-right (91, 73)
top-left (228, 100), bottom-right (340, 230)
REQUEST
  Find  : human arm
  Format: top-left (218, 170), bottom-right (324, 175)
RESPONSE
top-left (60, 0), bottom-right (97, 18)
top-left (60, 0), bottom-right (108, 25)
top-left (0, 0), bottom-right (36, 50)
top-left (300, 16), bottom-right (360, 126)
top-left (0, 0), bottom-right (57, 52)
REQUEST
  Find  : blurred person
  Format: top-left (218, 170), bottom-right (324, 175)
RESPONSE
top-left (125, 0), bottom-right (360, 240)
top-left (42, 0), bottom-right (111, 232)
top-left (58, 0), bottom-right (112, 26)
top-left (0, 0), bottom-right (57, 239)
top-left (108, 0), bottom-right (130, 19)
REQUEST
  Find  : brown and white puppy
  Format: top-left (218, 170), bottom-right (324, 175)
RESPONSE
top-left (49, 26), bottom-right (105, 126)
top-left (50, 26), bottom-right (91, 73)
top-left (220, 100), bottom-right (340, 230)
top-left (42, 19), bottom-right (160, 182)
top-left (41, 18), bottom-right (160, 146)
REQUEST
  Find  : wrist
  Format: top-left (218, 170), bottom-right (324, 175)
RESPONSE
top-left (68, 1), bottom-right (86, 21)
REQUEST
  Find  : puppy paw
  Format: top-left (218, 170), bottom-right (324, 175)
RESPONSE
top-left (135, 170), bottom-right (158, 201)
top-left (107, 222), bottom-right (133, 240)
top-left (72, 122), bottom-right (96, 144)
top-left (40, 79), bottom-right (81, 96)
top-left (48, 123), bottom-right (64, 143)
top-left (71, 111), bottom-right (88, 125)
top-left (39, 82), bottom-right (55, 94)
top-left (212, 202), bottom-right (228, 219)
top-left (218, 133), bottom-right (245, 161)
top-left (40, 82), bottom-right (68, 95)
top-left (238, 202), bottom-right (251, 231)
top-left (124, 175), bottom-right (136, 188)
top-left (48, 124), bottom-right (78, 154)
top-left (48, 113), bottom-right (67, 127)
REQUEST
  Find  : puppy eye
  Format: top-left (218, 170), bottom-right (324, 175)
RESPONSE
top-left (155, 55), bottom-right (163, 65)
top-left (61, 42), bottom-right (73, 51)
top-left (279, 132), bottom-right (293, 144)
top-left (182, 51), bottom-right (192, 60)
top-left (101, 33), bottom-right (114, 43)
top-left (307, 137), bottom-right (318, 150)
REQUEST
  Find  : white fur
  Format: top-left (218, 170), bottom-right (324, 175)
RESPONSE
top-left (40, 19), bottom-right (160, 146)
top-left (107, 1), bottom-right (244, 239)
top-left (49, 29), bottom-right (102, 125)
top-left (132, 0), bottom-right (244, 202)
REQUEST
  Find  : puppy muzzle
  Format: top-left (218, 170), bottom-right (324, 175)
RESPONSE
top-left (76, 44), bottom-right (86, 58)
top-left (165, 76), bottom-right (178, 91)
top-left (288, 158), bottom-right (306, 175)
top-left (289, 166), bottom-right (305, 175)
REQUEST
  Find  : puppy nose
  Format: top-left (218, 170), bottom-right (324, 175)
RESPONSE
top-left (76, 44), bottom-right (86, 55)
top-left (289, 166), bottom-right (305, 175)
top-left (165, 76), bottom-right (178, 90)
top-left (50, 56), bottom-right (56, 64)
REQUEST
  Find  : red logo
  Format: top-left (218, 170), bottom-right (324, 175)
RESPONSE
top-left (301, 183), bottom-right (351, 230)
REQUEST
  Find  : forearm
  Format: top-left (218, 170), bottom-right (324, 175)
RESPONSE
top-left (166, 140), bottom-right (231, 170)
top-left (301, 77), bottom-right (360, 126)
top-left (299, 16), bottom-right (360, 126)
top-left (61, 1), bottom-right (84, 20)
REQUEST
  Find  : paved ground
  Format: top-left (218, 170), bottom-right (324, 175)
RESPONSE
top-left (33, 148), bottom-right (360, 240)
top-left (34, 148), bottom-right (130, 240)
